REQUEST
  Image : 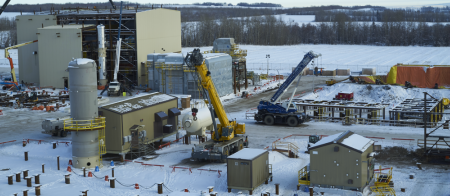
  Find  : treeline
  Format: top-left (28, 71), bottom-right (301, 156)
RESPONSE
top-left (0, 18), bottom-right (16, 47)
top-left (178, 7), bottom-right (274, 22)
top-left (193, 2), bottom-right (229, 6)
top-left (286, 5), bottom-right (386, 15)
top-left (237, 3), bottom-right (282, 7)
top-left (181, 15), bottom-right (450, 47)
top-left (315, 7), bottom-right (450, 22)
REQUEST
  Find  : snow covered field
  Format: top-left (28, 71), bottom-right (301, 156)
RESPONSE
top-left (182, 45), bottom-right (450, 75)
top-left (1, 44), bottom-right (450, 195)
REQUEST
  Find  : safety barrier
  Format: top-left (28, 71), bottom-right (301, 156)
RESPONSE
top-left (22, 139), bottom-right (72, 146)
top-left (170, 166), bottom-right (192, 174)
top-left (0, 140), bottom-right (16, 145)
top-left (197, 168), bottom-right (222, 177)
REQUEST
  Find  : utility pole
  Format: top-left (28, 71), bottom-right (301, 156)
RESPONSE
top-left (266, 54), bottom-right (270, 76)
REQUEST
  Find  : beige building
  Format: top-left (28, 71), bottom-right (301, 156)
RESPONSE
top-left (227, 148), bottom-right (272, 195)
top-left (17, 15), bottom-right (57, 85)
top-left (17, 8), bottom-right (181, 88)
top-left (308, 131), bottom-right (375, 191)
top-left (98, 93), bottom-right (180, 156)
top-left (37, 25), bottom-right (89, 88)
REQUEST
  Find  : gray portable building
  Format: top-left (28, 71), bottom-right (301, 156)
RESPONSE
top-left (308, 131), bottom-right (375, 191)
top-left (98, 93), bottom-right (180, 155)
top-left (227, 148), bottom-right (272, 195)
top-left (147, 52), bottom-right (232, 98)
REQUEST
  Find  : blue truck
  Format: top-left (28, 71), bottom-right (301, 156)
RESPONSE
top-left (255, 51), bottom-right (320, 126)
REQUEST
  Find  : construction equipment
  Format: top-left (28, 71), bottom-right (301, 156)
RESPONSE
top-left (109, 0), bottom-right (116, 10)
top-left (2, 40), bottom-right (38, 90)
top-left (333, 92), bottom-right (354, 101)
top-left (306, 135), bottom-right (321, 153)
top-left (42, 117), bottom-right (70, 137)
top-left (404, 81), bottom-right (414, 88)
top-left (106, 1), bottom-right (123, 96)
top-left (255, 51), bottom-right (320, 126)
top-left (185, 49), bottom-right (248, 162)
top-left (325, 79), bottom-right (337, 86)
top-left (0, 82), bottom-right (23, 91)
top-left (0, 0), bottom-right (11, 16)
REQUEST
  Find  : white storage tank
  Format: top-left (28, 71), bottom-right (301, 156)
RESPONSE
top-left (181, 108), bottom-right (213, 137)
top-left (68, 58), bottom-right (100, 169)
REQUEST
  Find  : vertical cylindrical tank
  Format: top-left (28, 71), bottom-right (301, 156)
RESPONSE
top-left (68, 58), bottom-right (99, 169)
top-left (97, 25), bottom-right (107, 85)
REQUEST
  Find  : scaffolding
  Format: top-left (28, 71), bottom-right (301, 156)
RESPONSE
top-left (389, 97), bottom-right (445, 127)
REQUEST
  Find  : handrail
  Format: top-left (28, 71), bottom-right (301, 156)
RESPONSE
top-left (63, 117), bottom-right (106, 131)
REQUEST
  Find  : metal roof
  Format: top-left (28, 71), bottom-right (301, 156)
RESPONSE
top-left (309, 131), bottom-right (374, 153)
top-left (99, 93), bottom-right (177, 114)
top-left (227, 148), bottom-right (267, 160)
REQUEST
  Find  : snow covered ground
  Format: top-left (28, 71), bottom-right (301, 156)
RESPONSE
top-left (1, 44), bottom-right (450, 195)
top-left (0, 49), bottom-right (17, 68)
top-left (0, 12), bottom-right (31, 19)
top-left (182, 45), bottom-right (450, 75)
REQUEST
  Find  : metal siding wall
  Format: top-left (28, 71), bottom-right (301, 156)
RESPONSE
top-left (121, 99), bottom-right (177, 152)
top-left (136, 9), bottom-right (181, 86)
top-left (37, 27), bottom-right (82, 88)
top-left (360, 145), bottom-right (374, 187)
top-left (252, 152), bottom-right (269, 188)
top-left (228, 159), bottom-right (251, 189)
top-left (100, 108), bottom-right (123, 153)
top-left (310, 144), bottom-right (362, 188)
top-left (206, 55), bottom-right (233, 97)
top-left (165, 70), bottom-right (183, 94)
top-left (17, 15), bottom-right (57, 85)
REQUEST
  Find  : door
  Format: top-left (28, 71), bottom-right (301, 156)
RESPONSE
top-left (64, 78), bottom-right (68, 89)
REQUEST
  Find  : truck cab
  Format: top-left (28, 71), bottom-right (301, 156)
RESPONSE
top-left (108, 81), bottom-right (122, 96)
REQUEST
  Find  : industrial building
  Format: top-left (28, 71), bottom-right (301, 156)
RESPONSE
top-left (147, 52), bottom-right (233, 98)
top-left (306, 131), bottom-right (375, 191)
top-left (38, 25), bottom-right (92, 88)
top-left (17, 8), bottom-right (181, 88)
top-left (227, 148), bottom-right (272, 195)
top-left (98, 93), bottom-right (180, 158)
top-left (212, 38), bottom-right (248, 93)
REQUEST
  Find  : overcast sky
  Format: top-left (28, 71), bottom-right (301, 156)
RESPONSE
top-left (8, 0), bottom-right (448, 8)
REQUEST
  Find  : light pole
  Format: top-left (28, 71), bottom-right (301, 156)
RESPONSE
top-left (266, 54), bottom-right (270, 76)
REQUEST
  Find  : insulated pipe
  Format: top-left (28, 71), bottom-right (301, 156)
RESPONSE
top-left (97, 25), bottom-right (107, 85)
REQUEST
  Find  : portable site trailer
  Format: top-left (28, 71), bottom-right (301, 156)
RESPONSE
top-left (227, 148), bottom-right (272, 195)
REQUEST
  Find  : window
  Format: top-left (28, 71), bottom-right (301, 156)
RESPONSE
top-left (334, 146), bottom-right (339, 152)
top-left (235, 162), bottom-right (238, 166)
top-left (240, 162), bottom-right (249, 165)
top-left (348, 179), bottom-right (353, 184)
top-left (312, 151), bottom-right (318, 154)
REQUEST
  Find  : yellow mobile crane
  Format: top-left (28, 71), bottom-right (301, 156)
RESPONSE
top-left (185, 49), bottom-right (247, 162)
top-left (2, 40), bottom-right (38, 90)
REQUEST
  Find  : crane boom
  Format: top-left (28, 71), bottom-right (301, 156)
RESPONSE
top-left (113, 1), bottom-right (123, 82)
top-left (270, 51), bottom-right (319, 103)
top-left (5, 40), bottom-right (38, 83)
top-left (185, 49), bottom-right (245, 142)
top-left (0, 0), bottom-right (11, 16)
